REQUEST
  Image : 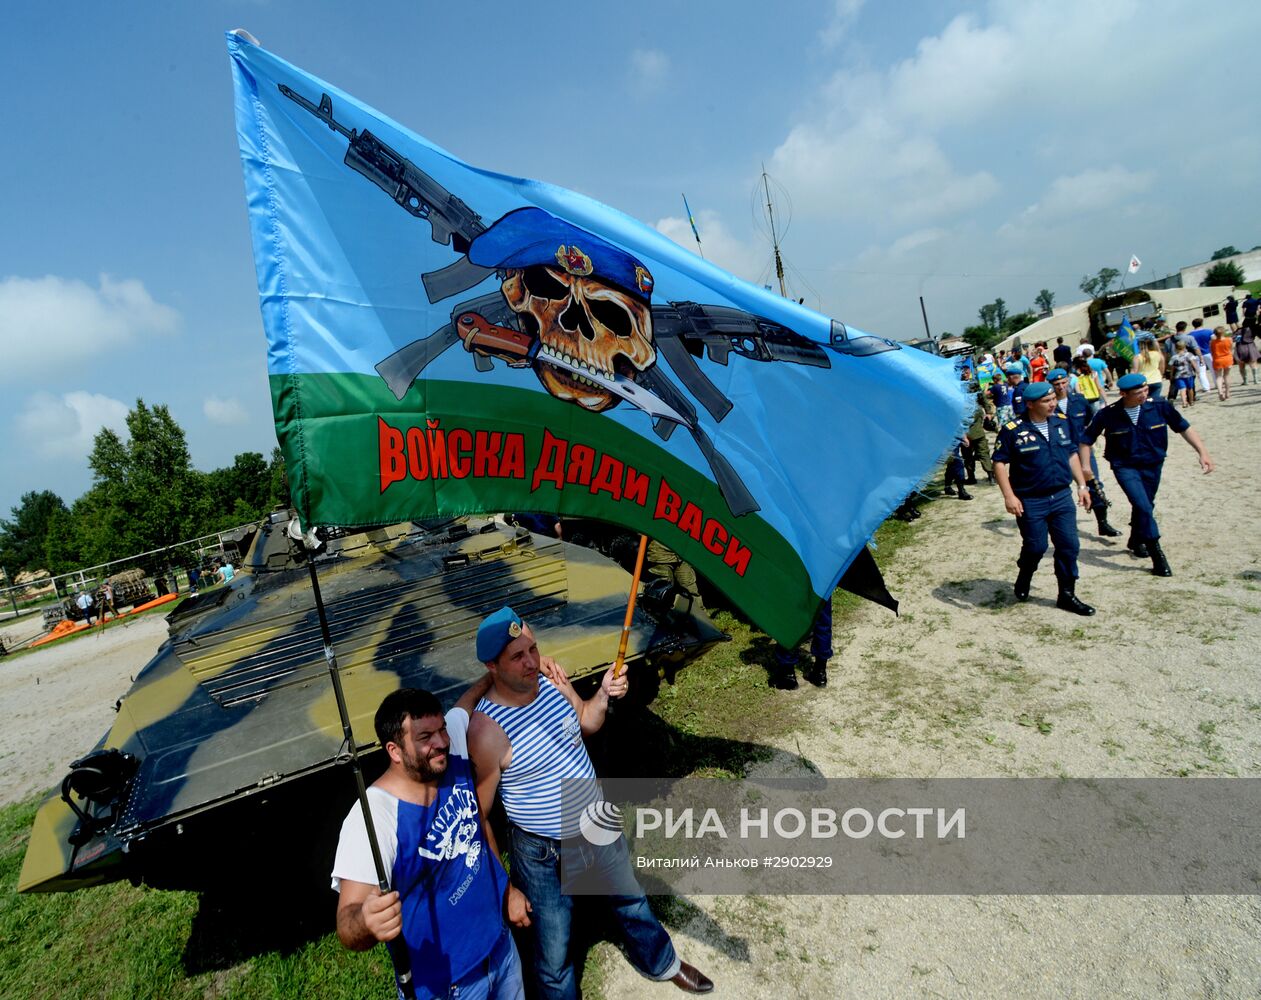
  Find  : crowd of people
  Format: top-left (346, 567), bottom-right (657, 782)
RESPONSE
top-left (952, 302), bottom-right (1235, 614)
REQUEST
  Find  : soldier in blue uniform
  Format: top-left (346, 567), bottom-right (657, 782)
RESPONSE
top-left (1046, 368), bottom-right (1122, 538)
top-left (1078, 372), bottom-right (1215, 577)
top-left (992, 381), bottom-right (1095, 615)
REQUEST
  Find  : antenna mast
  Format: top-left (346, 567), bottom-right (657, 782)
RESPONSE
top-left (761, 164), bottom-right (788, 298)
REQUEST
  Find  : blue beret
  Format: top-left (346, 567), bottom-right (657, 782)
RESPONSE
top-left (1004, 365), bottom-right (1023, 375)
top-left (467, 207), bottom-right (654, 301)
top-left (1117, 373), bottom-right (1147, 390)
top-left (1022, 381), bottom-right (1051, 400)
top-left (476, 606), bottom-right (524, 662)
top-left (1047, 368), bottom-right (1068, 381)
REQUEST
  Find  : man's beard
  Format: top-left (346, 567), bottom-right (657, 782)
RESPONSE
top-left (402, 748), bottom-right (448, 782)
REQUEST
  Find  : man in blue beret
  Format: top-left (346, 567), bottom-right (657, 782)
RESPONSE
top-left (1078, 372), bottom-right (1215, 576)
top-left (993, 380), bottom-right (1096, 614)
top-left (468, 607), bottom-right (714, 998)
top-left (1047, 368), bottom-right (1121, 538)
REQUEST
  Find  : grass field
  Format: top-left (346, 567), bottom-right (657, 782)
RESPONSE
top-left (0, 519), bottom-right (916, 1000)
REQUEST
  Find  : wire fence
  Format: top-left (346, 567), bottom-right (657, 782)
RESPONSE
top-left (0, 522), bottom-right (256, 624)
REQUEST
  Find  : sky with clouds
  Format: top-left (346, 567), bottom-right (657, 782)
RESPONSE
top-left (1, 0), bottom-right (1253, 519)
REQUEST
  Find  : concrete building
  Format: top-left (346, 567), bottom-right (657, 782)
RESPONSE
top-left (1136, 248), bottom-right (1258, 291)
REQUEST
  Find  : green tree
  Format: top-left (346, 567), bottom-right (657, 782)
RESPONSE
top-left (1203, 261), bottom-right (1245, 286)
top-left (1079, 267), bottom-right (1120, 299)
top-left (963, 323), bottom-right (1004, 352)
top-left (1034, 289), bottom-right (1055, 314)
top-left (85, 399), bottom-right (199, 558)
top-left (1210, 246), bottom-right (1240, 260)
top-left (992, 298), bottom-right (1008, 329)
top-left (1003, 312), bottom-right (1039, 335)
top-left (267, 447), bottom-right (291, 511)
top-left (0, 490), bottom-right (68, 573)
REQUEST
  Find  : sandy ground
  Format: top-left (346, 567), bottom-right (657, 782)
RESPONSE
top-left (0, 615), bottom-right (170, 805)
top-left (3, 386), bottom-right (1259, 998)
top-left (595, 383), bottom-right (1261, 999)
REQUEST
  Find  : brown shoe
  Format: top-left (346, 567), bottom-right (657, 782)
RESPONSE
top-left (671, 961), bottom-right (714, 994)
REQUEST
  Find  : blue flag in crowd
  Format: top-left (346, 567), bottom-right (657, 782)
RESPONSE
top-left (228, 33), bottom-right (969, 645)
top-left (1114, 316), bottom-right (1138, 361)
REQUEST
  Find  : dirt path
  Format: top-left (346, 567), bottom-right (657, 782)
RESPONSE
top-left (0, 615), bottom-right (169, 805)
top-left (598, 385), bottom-right (1261, 998)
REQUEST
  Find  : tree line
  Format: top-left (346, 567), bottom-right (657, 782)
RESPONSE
top-left (0, 399), bottom-right (289, 577)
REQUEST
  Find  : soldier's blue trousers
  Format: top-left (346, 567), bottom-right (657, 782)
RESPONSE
top-left (775, 599), bottom-right (834, 666)
top-left (1111, 463), bottom-right (1162, 542)
top-left (1015, 488), bottom-right (1079, 584)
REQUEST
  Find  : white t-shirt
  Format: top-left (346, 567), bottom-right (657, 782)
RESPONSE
top-left (331, 707), bottom-right (471, 891)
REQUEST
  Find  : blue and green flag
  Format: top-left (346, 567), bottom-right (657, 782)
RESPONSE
top-left (228, 33), bottom-right (967, 645)
top-left (1113, 316), bottom-right (1138, 362)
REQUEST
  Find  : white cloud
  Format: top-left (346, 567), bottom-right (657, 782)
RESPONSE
top-left (1023, 167), bottom-right (1156, 222)
top-left (819, 0), bottom-right (866, 47)
top-left (769, 116), bottom-right (999, 225)
top-left (203, 395), bottom-right (249, 425)
top-left (655, 210), bottom-right (765, 285)
top-left (16, 391), bottom-right (129, 458)
top-left (887, 228), bottom-right (948, 256)
top-left (0, 274), bottom-right (179, 381)
top-left (628, 49), bottom-right (669, 93)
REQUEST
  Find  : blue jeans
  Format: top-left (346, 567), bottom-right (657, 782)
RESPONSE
top-left (1111, 464), bottom-right (1163, 542)
top-left (509, 825), bottom-right (678, 1000)
top-left (407, 930), bottom-right (524, 1000)
top-left (1015, 488), bottom-right (1080, 585)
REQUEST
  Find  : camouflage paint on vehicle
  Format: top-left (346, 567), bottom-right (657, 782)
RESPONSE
top-left (20, 512), bottom-right (722, 894)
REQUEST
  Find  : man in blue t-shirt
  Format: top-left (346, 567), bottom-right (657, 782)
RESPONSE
top-left (332, 676), bottom-right (525, 1000)
top-left (1189, 318), bottom-right (1215, 391)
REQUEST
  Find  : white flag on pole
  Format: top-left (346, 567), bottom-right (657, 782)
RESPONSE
top-left (1128, 254), bottom-right (1141, 274)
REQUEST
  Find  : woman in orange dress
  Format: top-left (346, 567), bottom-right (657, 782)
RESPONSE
top-left (1210, 326), bottom-right (1234, 400)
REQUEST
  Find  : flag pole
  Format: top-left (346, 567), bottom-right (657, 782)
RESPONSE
top-left (304, 549), bottom-right (416, 1000)
top-left (612, 535), bottom-right (650, 678)
top-left (682, 194), bottom-right (704, 259)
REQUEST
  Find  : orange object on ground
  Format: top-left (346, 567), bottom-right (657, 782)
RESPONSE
top-left (128, 592), bottom-right (180, 614)
top-left (29, 619), bottom-right (90, 648)
top-left (28, 592), bottom-right (181, 648)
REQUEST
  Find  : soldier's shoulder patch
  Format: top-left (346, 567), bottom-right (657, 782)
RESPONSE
top-left (1005, 421), bottom-right (1018, 430)
top-left (1053, 412), bottom-right (1068, 419)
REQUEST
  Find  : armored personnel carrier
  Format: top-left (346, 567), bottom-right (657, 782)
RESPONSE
top-left (20, 511), bottom-right (722, 894)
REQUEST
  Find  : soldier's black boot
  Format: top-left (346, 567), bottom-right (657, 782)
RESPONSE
top-left (957, 484), bottom-right (974, 500)
top-left (1055, 580), bottom-right (1096, 616)
top-left (1086, 479), bottom-right (1122, 537)
top-left (1127, 537), bottom-right (1149, 558)
top-left (1148, 541), bottom-right (1173, 577)
top-left (803, 657), bottom-right (828, 688)
top-left (1014, 563), bottom-right (1035, 602)
top-left (1094, 508), bottom-right (1122, 537)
